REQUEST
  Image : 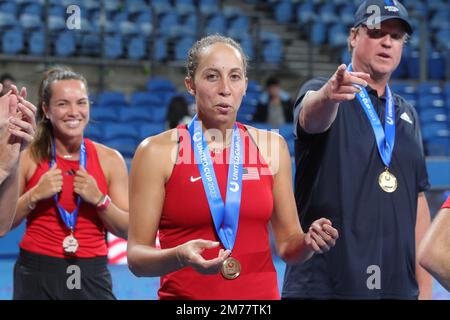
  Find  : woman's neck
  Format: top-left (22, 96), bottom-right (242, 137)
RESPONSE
top-left (196, 113), bottom-right (235, 150)
top-left (53, 134), bottom-right (83, 158)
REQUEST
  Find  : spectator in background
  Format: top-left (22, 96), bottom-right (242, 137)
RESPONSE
top-left (1, 73), bottom-right (16, 96)
top-left (167, 95), bottom-right (192, 129)
top-left (252, 76), bottom-right (293, 127)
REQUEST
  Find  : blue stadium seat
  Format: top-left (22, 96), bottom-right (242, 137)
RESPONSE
top-left (22, 3), bottom-right (43, 16)
top-left (319, 3), bottom-right (339, 24)
top-left (175, 37), bottom-right (195, 61)
top-left (101, 123), bottom-right (140, 141)
top-left (130, 92), bottom-right (163, 108)
top-left (421, 122), bottom-right (449, 141)
top-left (119, 21), bottom-right (140, 37)
top-left (274, 1), bottom-right (293, 24)
top-left (417, 95), bottom-right (445, 110)
top-left (48, 15), bottom-right (66, 31)
top-left (97, 91), bottom-right (128, 107)
top-left (328, 23), bottom-right (347, 48)
top-left (240, 37), bottom-right (254, 61)
top-left (174, 0), bottom-right (196, 15)
top-left (152, 37), bottom-right (167, 61)
top-left (0, 12), bottom-right (17, 29)
top-left (228, 15), bottom-right (249, 33)
top-left (49, 5), bottom-right (65, 17)
top-left (263, 42), bottom-right (283, 64)
top-left (152, 0), bottom-right (173, 15)
top-left (206, 13), bottom-right (226, 35)
top-left (419, 109), bottom-right (448, 125)
top-left (104, 35), bottom-right (123, 59)
top-left (199, 0), bottom-right (220, 16)
top-left (119, 107), bottom-right (153, 123)
top-left (19, 13), bottom-right (43, 30)
top-left (126, 0), bottom-right (149, 16)
top-left (0, 2), bottom-right (17, 16)
top-left (80, 33), bottom-right (100, 56)
top-left (139, 123), bottom-right (166, 140)
top-left (147, 77), bottom-right (176, 93)
top-left (340, 4), bottom-right (355, 27)
top-left (128, 36), bottom-right (146, 60)
top-left (152, 107), bottom-right (167, 122)
top-left (311, 21), bottom-right (326, 45)
top-left (296, 2), bottom-right (316, 25)
top-left (28, 31), bottom-right (45, 55)
top-left (428, 51), bottom-right (445, 80)
top-left (54, 31), bottom-right (76, 56)
top-left (103, 138), bottom-right (138, 158)
top-left (391, 82), bottom-right (416, 96)
top-left (406, 50), bottom-right (420, 80)
top-left (417, 83), bottom-right (443, 96)
top-left (84, 124), bottom-right (103, 142)
top-left (90, 107), bottom-right (120, 122)
top-left (2, 28), bottom-right (24, 54)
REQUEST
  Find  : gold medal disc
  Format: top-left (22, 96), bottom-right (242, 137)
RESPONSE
top-left (221, 257), bottom-right (241, 280)
top-left (378, 170), bottom-right (398, 193)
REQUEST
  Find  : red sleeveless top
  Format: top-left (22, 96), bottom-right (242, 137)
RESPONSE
top-left (158, 123), bottom-right (279, 300)
top-left (20, 138), bottom-right (109, 258)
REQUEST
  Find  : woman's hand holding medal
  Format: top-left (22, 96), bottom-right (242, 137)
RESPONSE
top-left (175, 240), bottom-right (231, 275)
top-left (73, 166), bottom-right (103, 205)
top-left (31, 163), bottom-right (63, 201)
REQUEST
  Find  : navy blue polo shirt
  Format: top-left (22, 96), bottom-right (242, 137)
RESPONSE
top-left (282, 77), bottom-right (429, 299)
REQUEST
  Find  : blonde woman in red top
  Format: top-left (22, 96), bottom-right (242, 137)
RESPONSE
top-left (128, 35), bottom-right (339, 299)
top-left (12, 67), bottom-right (129, 300)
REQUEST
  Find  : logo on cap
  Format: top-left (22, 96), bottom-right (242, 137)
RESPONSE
top-left (384, 0), bottom-right (399, 12)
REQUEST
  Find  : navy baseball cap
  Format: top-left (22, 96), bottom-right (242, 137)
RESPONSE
top-left (354, 0), bottom-right (413, 35)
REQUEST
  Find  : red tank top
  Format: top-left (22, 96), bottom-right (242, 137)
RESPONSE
top-left (159, 123), bottom-right (279, 300)
top-left (20, 138), bottom-right (109, 258)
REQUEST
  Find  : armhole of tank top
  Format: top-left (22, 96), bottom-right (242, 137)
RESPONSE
top-left (242, 124), bottom-right (274, 179)
top-left (242, 124), bottom-right (260, 152)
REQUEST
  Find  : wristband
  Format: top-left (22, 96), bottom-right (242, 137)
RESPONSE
top-left (96, 194), bottom-right (111, 212)
top-left (441, 196), bottom-right (450, 209)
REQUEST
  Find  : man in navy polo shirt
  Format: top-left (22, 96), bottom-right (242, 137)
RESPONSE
top-left (282, 0), bottom-right (432, 299)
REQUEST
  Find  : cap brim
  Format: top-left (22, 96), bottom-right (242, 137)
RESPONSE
top-left (365, 16), bottom-right (413, 35)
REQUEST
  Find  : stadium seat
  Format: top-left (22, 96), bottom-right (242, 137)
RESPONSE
top-left (101, 123), bottom-right (140, 141)
top-left (127, 36), bottom-right (146, 60)
top-left (139, 123), bottom-right (166, 140)
top-left (130, 92), bottom-right (163, 108)
top-left (54, 31), bottom-right (76, 56)
top-left (274, 1), bottom-right (293, 24)
top-left (174, 0), bottom-right (196, 15)
top-left (97, 91), bottom-right (128, 107)
top-left (119, 107), bottom-right (153, 123)
top-left (28, 31), bottom-right (45, 55)
top-left (103, 138), bottom-right (138, 158)
top-left (104, 35), bottom-right (124, 59)
top-left (90, 107), bottom-right (120, 122)
top-left (199, 0), bottom-right (220, 16)
top-left (2, 28), bottom-right (24, 54)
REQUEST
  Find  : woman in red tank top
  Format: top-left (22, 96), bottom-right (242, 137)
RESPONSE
top-left (11, 67), bottom-right (129, 300)
top-left (128, 35), bottom-right (339, 300)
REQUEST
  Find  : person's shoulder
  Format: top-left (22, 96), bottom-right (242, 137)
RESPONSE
top-left (243, 124), bottom-right (287, 148)
top-left (135, 128), bottom-right (179, 159)
top-left (300, 76), bottom-right (329, 91)
top-left (393, 93), bottom-right (419, 118)
top-left (92, 140), bottom-right (125, 162)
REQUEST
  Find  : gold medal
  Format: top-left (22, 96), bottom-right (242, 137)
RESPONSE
top-left (378, 169), bottom-right (398, 193)
top-left (221, 257), bottom-right (241, 280)
top-left (63, 233), bottom-right (79, 254)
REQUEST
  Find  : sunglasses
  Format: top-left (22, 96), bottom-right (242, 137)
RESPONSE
top-left (362, 25), bottom-right (406, 41)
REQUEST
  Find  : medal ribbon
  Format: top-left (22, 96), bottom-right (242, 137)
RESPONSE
top-left (188, 114), bottom-right (243, 252)
top-left (50, 137), bottom-right (86, 232)
top-left (348, 64), bottom-right (395, 168)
